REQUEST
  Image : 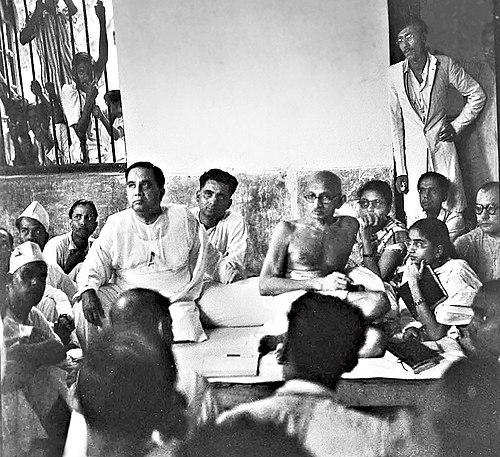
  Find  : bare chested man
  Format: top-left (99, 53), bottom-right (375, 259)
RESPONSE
top-left (259, 171), bottom-right (390, 355)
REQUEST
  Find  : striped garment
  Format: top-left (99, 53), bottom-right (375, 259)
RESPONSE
top-left (33, 8), bottom-right (73, 94)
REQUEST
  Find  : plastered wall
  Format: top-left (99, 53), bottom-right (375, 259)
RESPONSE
top-left (113, 0), bottom-right (392, 175)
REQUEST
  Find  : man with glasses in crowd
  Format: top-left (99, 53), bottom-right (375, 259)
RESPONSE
top-left (259, 171), bottom-right (390, 356)
top-left (44, 200), bottom-right (98, 281)
top-left (389, 18), bottom-right (485, 224)
top-left (455, 182), bottom-right (500, 283)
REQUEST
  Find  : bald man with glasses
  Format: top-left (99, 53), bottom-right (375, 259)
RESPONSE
top-left (455, 182), bottom-right (500, 283)
top-left (259, 171), bottom-right (390, 356)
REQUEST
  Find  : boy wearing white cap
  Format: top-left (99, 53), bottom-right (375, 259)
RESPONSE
top-left (16, 201), bottom-right (78, 306)
top-left (2, 242), bottom-right (70, 456)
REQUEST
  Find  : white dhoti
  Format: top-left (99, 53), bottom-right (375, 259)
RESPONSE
top-left (262, 267), bottom-right (392, 335)
top-left (197, 277), bottom-right (272, 328)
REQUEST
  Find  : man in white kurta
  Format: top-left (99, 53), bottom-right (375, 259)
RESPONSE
top-left (389, 19), bottom-right (486, 223)
top-left (191, 169), bottom-right (270, 327)
top-left (74, 162), bottom-right (207, 349)
top-left (191, 207), bottom-right (247, 284)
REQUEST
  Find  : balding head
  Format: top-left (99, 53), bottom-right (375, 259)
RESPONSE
top-left (303, 171), bottom-right (345, 223)
top-left (109, 288), bottom-right (173, 344)
top-left (308, 171), bottom-right (342, 196)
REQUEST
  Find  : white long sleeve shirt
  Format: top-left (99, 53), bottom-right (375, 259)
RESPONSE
top-left (78, 204), bottom-right (206, 304)
top-left (191, 208), bottom-right (247, 284)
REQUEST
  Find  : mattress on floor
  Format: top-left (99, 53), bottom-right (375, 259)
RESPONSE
top-left (173, 327), bottom-right (465, 384)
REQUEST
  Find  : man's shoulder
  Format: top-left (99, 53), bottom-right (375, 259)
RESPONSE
top-left (389, 60), bottom-right (405, 71)
top-left (164, 203), bottom-right (192, 222)
top-left (434, 54), bottom-right (463, 72)
top-left (45, 232), bottom-right (71, 248)
top-left (60, 82), bottom-right (78, 97)
top-left (389, 60), bottom-right (405, 79)
top-left (28, 307), bottom-right (52, 329)
top-left (223, 210), bottom-right (245, 222)
top-left (102, 208), bottom-right (134, 226)
top-left (456, 227), bottom-right (484, 245)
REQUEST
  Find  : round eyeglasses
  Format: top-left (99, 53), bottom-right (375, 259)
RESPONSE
top-left (303, 192), bottom-right (339, 205)
top-left (396, 33), bottom-right (415, 45)
top-left (358, 199), bottom-right (385, 209)
top-left (475, 204), bottom-right (498, 216)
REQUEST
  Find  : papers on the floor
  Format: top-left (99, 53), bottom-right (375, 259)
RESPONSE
top-left (202, 353), bottom-right (259, 377)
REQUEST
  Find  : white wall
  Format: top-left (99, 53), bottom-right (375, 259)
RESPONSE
top-left (113, 0), bottom-right (391, 175)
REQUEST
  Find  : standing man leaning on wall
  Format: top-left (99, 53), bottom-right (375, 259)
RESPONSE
top-left (389, 17), bottom-right (486, 224)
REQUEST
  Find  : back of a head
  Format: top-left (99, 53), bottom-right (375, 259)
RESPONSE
top-left (178, 414), bottom-right (313, 457)
top-left (109, 288), bottom-right (173, 342)
top-left (77, 327), bottom-right (184, 445)
top-left (437, 358), bottom-right (500, 456)
top-left (284, 292), bottom-right (366, 385)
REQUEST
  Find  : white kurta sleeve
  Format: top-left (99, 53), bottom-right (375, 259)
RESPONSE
top-left (219, 216), bottom-right (247, 281)
top-left (76, 218), bottom-right (115, 295)
top-left (448, 59), bottom-right (486, 134)
top-left (43, 237), bottom-right (62, 268)
top-left (434, 265), bottom-right (481, 326)
top-left (60, 84), bottom-right (83, 128)
top-left (169, 209), bottom-right (207, 303)
top-left (388, 68), bottom-right (407, 176)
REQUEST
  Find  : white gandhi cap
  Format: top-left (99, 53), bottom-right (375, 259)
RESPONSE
top-left (17, 201), bottom-right (50, 232)
top-left (9, 241), bottom-right (46, 274)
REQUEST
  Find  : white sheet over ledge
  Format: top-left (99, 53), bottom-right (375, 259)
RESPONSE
top-left (173, 327), bottom-right (465, 384)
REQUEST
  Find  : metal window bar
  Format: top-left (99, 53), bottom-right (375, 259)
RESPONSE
top-left (103, 67), bottom-right (115, 162)
top-left (0, 23), bottom-right (12, 89)
top-left (22, 0), bottom-right (56, 166)
top-left (39, 15), bottom-right (64, 165)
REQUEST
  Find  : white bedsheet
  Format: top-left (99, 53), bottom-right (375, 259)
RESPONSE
top-left (173, 328), bottom-right (464, 384)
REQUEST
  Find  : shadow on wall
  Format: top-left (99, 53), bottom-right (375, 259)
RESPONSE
top-left (0, 166), bottom-right (391, 276)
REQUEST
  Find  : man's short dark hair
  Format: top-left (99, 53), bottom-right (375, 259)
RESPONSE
top-left (104, 90), bottom-right (121, 105)
top-left (125, 162), bottom-right (165, 189)
top-left (199, 169), bottom-right (238, 196)
top-left (357, 180), bottom-right (393, 207)
top-left (0, 227), bottom-right (14, 248)
top-left (77, 327), bottom-right (184, 442)
top-left (284, 292), bottom-right (366, 386)
top-left (401, 17), bottom-right (428, 36)
top-left (71, 52), bottom-right (94, 79)
top-left (417, 172), bottom-right (450, 197)
top-left (69, 199), bottom-right (98, 220)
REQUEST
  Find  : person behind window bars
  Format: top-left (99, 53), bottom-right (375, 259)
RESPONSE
top-left (28, 80), bottom-right (71, 164)
top-left (0, 77), bottom-right (38, 166)
top-left (20, 0), bottom-right (77, 92)
top-left (60, 0), bottom-right (111, 164)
